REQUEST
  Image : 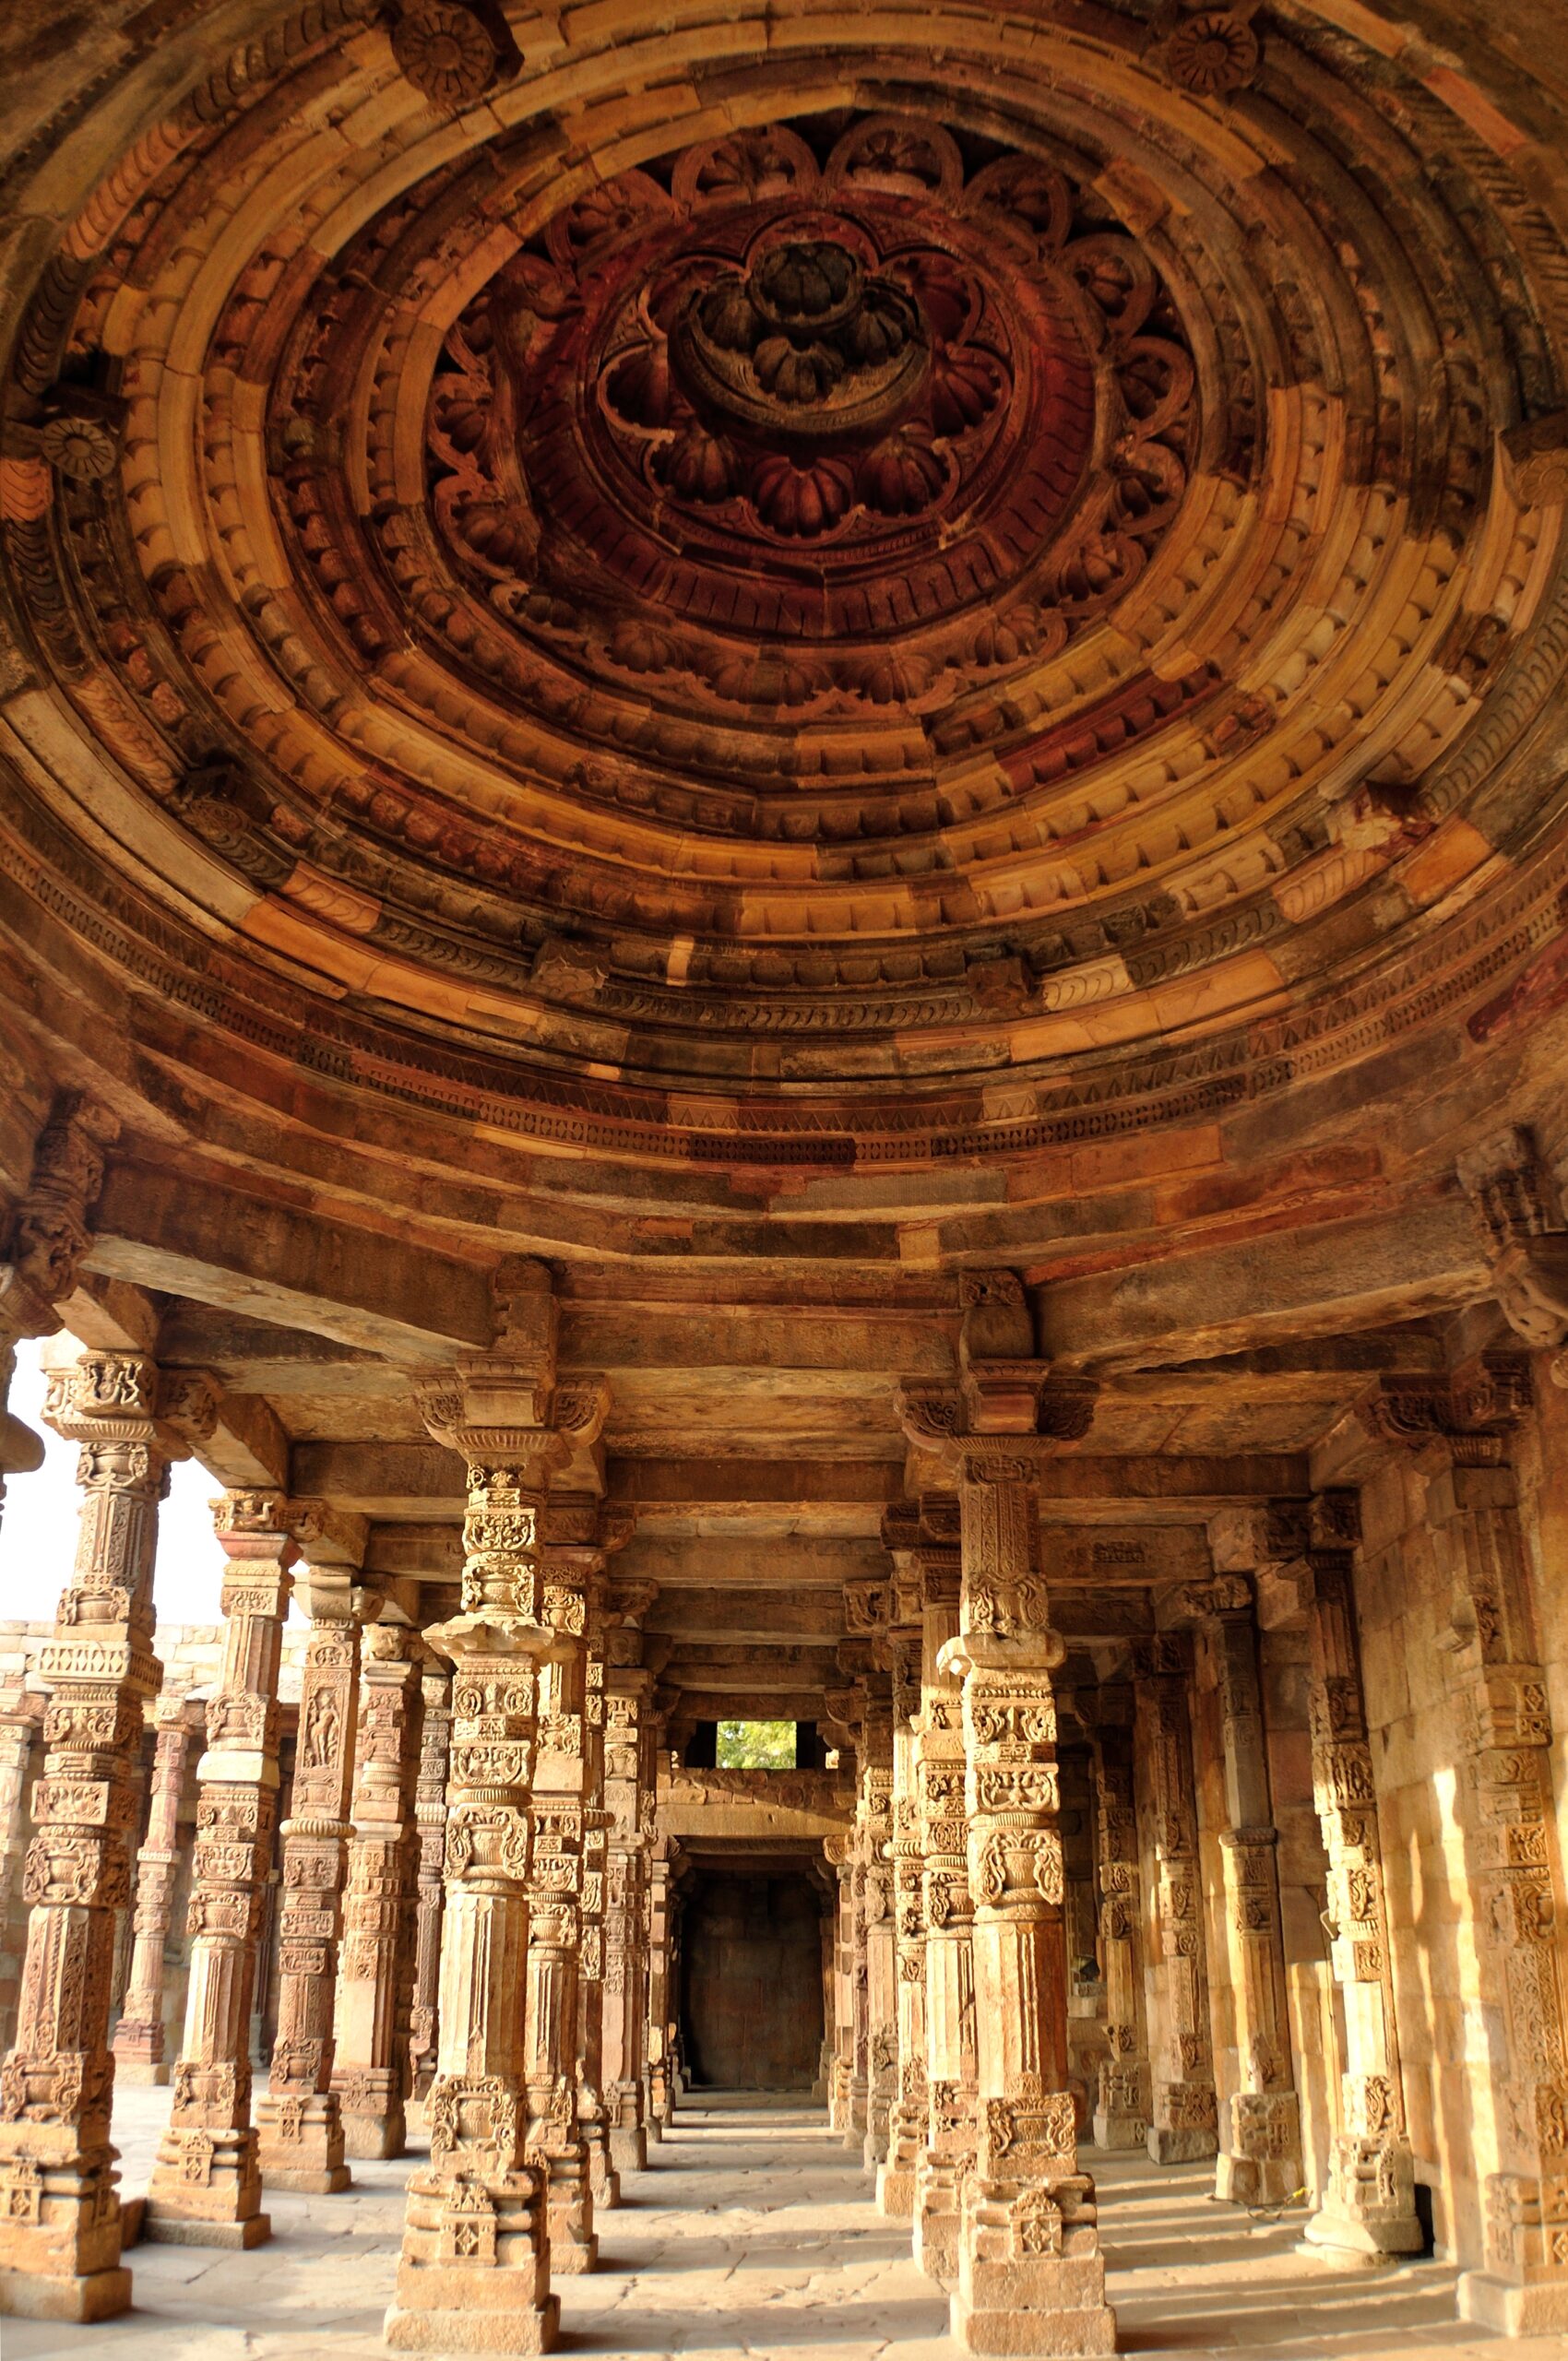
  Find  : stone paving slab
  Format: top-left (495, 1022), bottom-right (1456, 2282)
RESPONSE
top-left (3, 2092), bottom-right (1562, 2361)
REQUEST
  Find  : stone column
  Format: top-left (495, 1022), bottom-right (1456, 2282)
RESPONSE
top-left (255, 1561), bottom-right (367, 2191)
top-left (1363, 1362), bottom-right (1568, 2331)
top-left (0, 1686), bottom-right (44, 2046)
top-left (1087, 1689), bottom-right (1150, 2151)
top-left (646, 1840), bottom-right (676, 2131)
top-left (1131, 1636), bottom-right (1217, 2162)
top-left (524, 1494), bottom-right (612, 2273)
top-left (332, 1621), bottom-right (422, 2160)
top-left (941, 1448), bottom-right (1113, 2358)
top-left (859, 1678), bottom-right (897, 2172)
top-left (822, 1835), bottom-right (854, 2132)
top-left (113, 1688), bottom-right (197, 2083)
top-left (1182, 1563), bottom-right (1303, 2207)
top-left (0, 1348), bottom-right (178, 2322)
top-left (387, 1328), bottom-right (603, 2356)
top-left (601, 1581), bottom-right (657, 2174)
top-left (1282, 1495), bottom-right (1421, 2260)
top-left (409, 1665), bottom-right (452, 2102)
top-left (912, 1528), bottom-right (973, 2289)
top-left (880, 1619), bottom-right (926, 2217)
top-left (144, 1490), bottom-right (293, 2248)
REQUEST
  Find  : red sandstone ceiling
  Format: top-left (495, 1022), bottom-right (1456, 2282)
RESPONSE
top-left (0, 0), bottom-right (1566, 1210)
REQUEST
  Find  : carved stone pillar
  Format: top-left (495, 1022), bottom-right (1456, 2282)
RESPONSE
top-left (646, 1842), bottom-right (676, 2131)
top-left (1131, 1637), bottom-right (1217, 2161)
top-left (601, 1581), bottom-right (657, 2175)
top-left (879, 1609), bottom-right (927, 2219)
top-left (1363, 1362), bottom-right (1568, 2331)
top-left (1183, 1561), bottom-right (1302, 2207)
top-left (0, 1348), bottom-right (176, 2321)
top-left (113, 1687), bottom-right (197, 2083)
top-left (940, 1446), bottom-right (1113, 2357)
top-left (255, 1560), bottom-right (367, 2191)
top-left (912, 1527), bottom-right (973, 2289)
top-left (824, 1835), bottom-right (856, 2134)
top-left (1087, 1690), bottom-right (1149, 2151)
top-left (409, 1666), bottom-right (452, 2102)
top-left (145, 1490), bottom-right (294, 2248)
top-left (387, 1298), bottom-right (601, 2355)
top-left (525, 1493), bottom-right (613, 2272)
top-left (859, 1679), bottom-right (897, 2172)
top-left (1284, 1495), bottom-right (1421, 2260)
top-left (333, 1622), bottom-right (422, 2160)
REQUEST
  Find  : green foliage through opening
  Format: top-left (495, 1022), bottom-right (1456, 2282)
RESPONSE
top-left (716, 1719), bottom-right (796, 1769)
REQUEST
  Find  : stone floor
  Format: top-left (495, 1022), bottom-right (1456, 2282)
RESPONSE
top-left (5, 2091), bottom-right (1562, 2361)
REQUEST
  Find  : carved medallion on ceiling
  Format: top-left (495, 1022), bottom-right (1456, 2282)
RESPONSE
top-left (422, 117), bottom-right (1194, 725)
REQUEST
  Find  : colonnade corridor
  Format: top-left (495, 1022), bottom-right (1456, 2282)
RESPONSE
top-left (1, 2080), bottom-right (1558, 2361)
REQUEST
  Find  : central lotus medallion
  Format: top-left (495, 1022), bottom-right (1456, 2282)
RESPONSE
top-left (672, 231), bottom-right (929, 445)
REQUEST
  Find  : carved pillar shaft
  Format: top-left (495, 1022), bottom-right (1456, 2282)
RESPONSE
top-left (386, 1337), bottom-right (599, 2356)
top-left (880, 1630), bottom-right (926, 2218)
top-left (1294, 1500), bottom-right (1421, 2260)
top-left (1132, 1643), bottom-right (1217, 2163)
top-left (333, 1624), bottom-right (422, 2161)
top-left (256, 1583), bottom-right (362, 2191)
top-left (944, 1453), bottom-right (1112, 2358)
top-left (914, 1551), bottom-right (973, 2289)
top-left (646, 1846), bottom-right (675, 2130)
top-left (825, 1841), bottom-right (856, 2135)
top-left (0, 1350), bottom-right (170, 2321)
top-left (409, 1667), bottom-right (452, 2103)
top-left (1430, 1453), bottom-right (1568, 2333)
top-left (1199, 1593), bottom-right (1301, 2207)
top-left (113, 1692), bottom-right (196, 2083)
top-left (860, 1682), bottom-right (897, 2171)
top-left (146, 1491), bottom-right (293, 2248)
top-left (602, 1588), bottom-right (656, 2173)
top-left (1088, 1700), bottom-right (1149, 2151)
top-left (526, 1539), bottom-right (597, 2273)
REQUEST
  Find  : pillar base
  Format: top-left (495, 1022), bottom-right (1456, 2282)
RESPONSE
top-left (878, 2162), bottom-right (917, 2217)
top-left (1457, 2271), bottom-right (1568, 2334)
top-left (1301, 2206), bottom-right (1423, 2264)
top-left (142, 2207), bottom-right (271, 2248)
top-left (915, 2150), bottom-right (965, 2287)
top-left (541, 2147), bottom-right (597, 2273)
top-left (1091, 2107), bottom-right (1146, 2152)
top-left (113, 2059), bottom-right (171, 2087)
top-left (145, 2125), bottom-right (268, 2242)
top-left (584, 2122), bottom-right (621, 2208)
top-left (0, 2263), bottom-right (132, 2322)
top-left (1216, 2150), bottom-right (1301, 2208)
top-left (389, 2165), bottom-right (557, 2353)
top-left (341, 2105), bottom-right (406, 2160)
top-left (609, 2125), bottom-right (647, 2174)
top-left (951, 2174), bottom-right (1116, 2358)
top-left (257, 2091), bottom-right (351, 2191)
top-left (1147, 2125), bottom-right (1216, 2164)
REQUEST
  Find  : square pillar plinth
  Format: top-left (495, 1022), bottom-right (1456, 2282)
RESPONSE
top-left (953, 2177), bottom-right (1116, 2358)
top-left (386, 2165), bottom-right (561, 2355)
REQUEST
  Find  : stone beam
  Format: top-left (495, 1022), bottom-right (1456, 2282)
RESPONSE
top-left (87, 1160), bottom-right (494, 1363)
top-left (646, 1590), bottom-right (848, 1643)
top-left (621, 1536), bottom-right (882, 1589)
top-left (1034, 1203), bottom-right (1488, 1370)
top-left (607, 1458), bottom-right (904, 1513)
top-left (667, 1690), bottom-right (827, 1726)
top-left (290, 1442), bottom-right (464, 1517)
top-left (662, 1643), bottom-right (842, 1691)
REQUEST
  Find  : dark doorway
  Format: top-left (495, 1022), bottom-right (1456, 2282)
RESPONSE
top-left (680, 1869), bottom-right (826, 2091)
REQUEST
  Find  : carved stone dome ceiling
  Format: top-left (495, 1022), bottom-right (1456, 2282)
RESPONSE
top-left (2, 0), bottom-right (1567, 1201)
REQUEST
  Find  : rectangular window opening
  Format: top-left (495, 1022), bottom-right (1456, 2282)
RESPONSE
top-left (715, 1718), bottom-right (798, 1769)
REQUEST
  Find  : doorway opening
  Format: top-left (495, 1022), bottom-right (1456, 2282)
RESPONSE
top-left (679, 1867), bottom-right (826, 2091)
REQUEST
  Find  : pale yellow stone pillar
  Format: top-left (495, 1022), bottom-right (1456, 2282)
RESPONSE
top-left (113, 1688), bottom-right (198, 2084)
top-left (880, 1618), bottom-right (926, 2218)
top-left (601, 1581), bottom-right (658, 2172)
top-left (912, 1527), bottom-right (972, 2290)
top-left (1130, 1636), bottom-right (1217, 2162)
top-left (409, 1665), bottom-right (452, 2101)
top-left (145, 1490), bottom-right (294, 2248)
top-left (333, 1621), bottom-right (422, 2160)
top-left (1086, 1690), bottom-right (1150, 2151)
top-left (0, 1347), bottom-right (185, 2321)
